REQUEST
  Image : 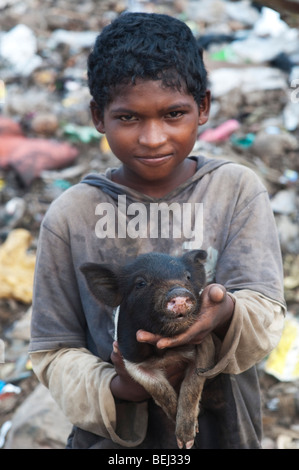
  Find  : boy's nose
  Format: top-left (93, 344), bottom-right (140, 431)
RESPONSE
top-left (138, 121), bottom-right (167, 148)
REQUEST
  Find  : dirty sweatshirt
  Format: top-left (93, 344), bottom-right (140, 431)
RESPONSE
top-left (29, 156), bottom-right (286, 449)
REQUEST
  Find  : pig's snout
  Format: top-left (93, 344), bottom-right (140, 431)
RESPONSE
top-left (167, 297), bottom-right (194, 315)
top-left (165, 288), bottom-right (196, 317)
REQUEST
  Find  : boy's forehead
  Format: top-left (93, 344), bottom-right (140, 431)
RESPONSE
top-left (107, 79), bottom-right (195, 110)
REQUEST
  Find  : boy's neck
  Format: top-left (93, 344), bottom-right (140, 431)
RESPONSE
top-left (111, 158), bottom-right (197, 198)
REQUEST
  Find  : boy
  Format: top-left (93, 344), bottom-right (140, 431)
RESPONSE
top-left (29, 13), bottom-right (286, 449)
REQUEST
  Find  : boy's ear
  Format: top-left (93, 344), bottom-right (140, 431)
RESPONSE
top-left (90, 99), bottom-right (105, 133)
top-left (198, 90), bottom-right (211, 126)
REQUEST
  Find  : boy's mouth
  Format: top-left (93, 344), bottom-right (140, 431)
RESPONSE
top-left (136, 154), bottom-right (173, 165)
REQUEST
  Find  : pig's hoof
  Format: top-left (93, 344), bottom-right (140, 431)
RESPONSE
top-left (176, 438), bottom-right (184, 449)
top-left (186, 439), bottom-right (195, 449)
top-left (176, 418), bottom-right (198, 449)
top-left (176, 437), bottom-right (194, 449)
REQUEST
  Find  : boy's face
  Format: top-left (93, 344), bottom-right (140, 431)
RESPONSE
top-left (91, 79), bottom-right (210, 197)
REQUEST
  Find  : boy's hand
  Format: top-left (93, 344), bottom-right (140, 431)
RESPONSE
top-left (110, 341), bottom-right (187, 400)
top-left (136, 284), bottom-right (234, 350)
top-left (110, 341), bottom-right (150, 402)
top-left (110, 284), bottom-right (233, 400)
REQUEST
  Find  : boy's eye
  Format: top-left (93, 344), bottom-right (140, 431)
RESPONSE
top-left (165, 111), bottom-right (184, 119)
top-left (119, 114), bottom-right (137, 122)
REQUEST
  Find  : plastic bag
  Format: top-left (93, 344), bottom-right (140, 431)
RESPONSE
top-left (0, 229), bottom-right (36, 303)
top-left (265, 314), bottom-right (299, 382)
top-left (0, 135), bottom-right (78, 186)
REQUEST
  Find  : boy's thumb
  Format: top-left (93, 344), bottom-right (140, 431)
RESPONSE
top-left (207, 284), bottom-right (226, 303)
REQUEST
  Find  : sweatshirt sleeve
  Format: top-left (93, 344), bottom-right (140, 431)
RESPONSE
top-left (196, 289), bottom-right (285, 379)
top-left (219, 289), bottom-right (285, 374)
top-left (199, 165), bottom-right (286, 375)
top-left (30, 347), bottom-right (148, 447)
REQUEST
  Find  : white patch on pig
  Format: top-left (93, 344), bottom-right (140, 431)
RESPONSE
top-left (204, 247), bottom-right (218, 283)
top-left (113, 305), bottom-right (120, 341)
top-left (123, 347), bottom-right (196, 395)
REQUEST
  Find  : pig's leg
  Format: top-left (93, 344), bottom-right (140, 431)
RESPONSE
top-left (175, 337), bottom-right (215, 449)
top-left (124, 360), bottom-right (178, 422)
top-left (175, 364), bottom-right (206, 449)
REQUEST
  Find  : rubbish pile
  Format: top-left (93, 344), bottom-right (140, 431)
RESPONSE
top-left (0, 0), bottom-right (299, 449)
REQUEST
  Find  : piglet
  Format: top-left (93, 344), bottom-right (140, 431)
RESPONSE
top-left (80, 250), bottom-right (215, 449)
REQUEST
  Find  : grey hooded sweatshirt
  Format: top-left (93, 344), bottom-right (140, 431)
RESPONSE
top-left (29, 156), bottom-right (285, 449)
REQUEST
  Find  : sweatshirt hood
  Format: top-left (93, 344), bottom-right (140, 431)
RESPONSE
top-left (80, 156), bottom-right (232, 204)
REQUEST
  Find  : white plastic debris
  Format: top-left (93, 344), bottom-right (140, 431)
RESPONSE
top-left (0, 24), bottom-right (42, 76)
top-left (225, 0), bottom-right (260, 26)
top-left (270, 190), bottom-right (297, 215)
top-left (47, 29), bottom-right (98, 53)
top-left (209, 67), bottom-right (287, 98)
top-left (230, 28), bottom-right (299, 64)
top-left (0, 421), bottom-right (12, 448)
top-left (253, 7), bottom-right (288, 37)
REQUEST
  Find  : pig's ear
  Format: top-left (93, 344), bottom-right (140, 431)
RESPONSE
top-left (80, 262), bottom-right (122, 307)
top-left (182, 250), bottom-right (207, 265)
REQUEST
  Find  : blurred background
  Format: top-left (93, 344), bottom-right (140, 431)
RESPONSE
top-left (0, 0), bottom-right (299, 449)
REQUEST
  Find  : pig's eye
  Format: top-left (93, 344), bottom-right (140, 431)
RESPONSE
top-left (186, 272), bottom-right (191, 281)
top-left (135, 278), bottom-right (147, 289)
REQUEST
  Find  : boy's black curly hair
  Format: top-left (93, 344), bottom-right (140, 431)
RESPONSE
top-left (87, 12), bottom-right (208, 113)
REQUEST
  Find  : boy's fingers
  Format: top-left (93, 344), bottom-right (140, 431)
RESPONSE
top-left (156, 336), bottom-right (184, 349)
top-left (111, 341), bottom-right (124, 366)
top-left (136, 329), bottom-right (163, 344)
top-left (136, 285), bottom-right (227, 350)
